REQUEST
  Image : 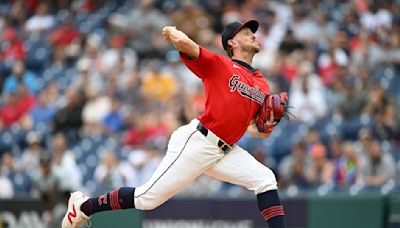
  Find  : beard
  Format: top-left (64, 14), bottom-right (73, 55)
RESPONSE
top-left (239, 40), bottom-right (260, 54)
top-left (252, 44), bottom-right (260, 53)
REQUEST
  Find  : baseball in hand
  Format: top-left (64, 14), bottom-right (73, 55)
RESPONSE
top-left (162, 26), bottom-right (176, 42)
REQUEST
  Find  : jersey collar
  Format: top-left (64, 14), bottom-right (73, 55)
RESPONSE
top-left (232, 59), bottom-right (257, 73)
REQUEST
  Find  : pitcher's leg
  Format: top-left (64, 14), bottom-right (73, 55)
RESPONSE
top-left (133, 122), bottom-right (224, 210)
top-left (204, 146), bottom-right (277, 193)
top-left (205, 146), bottom-right (286, 228)
top-left (77, 122), bottom-right (221, 219)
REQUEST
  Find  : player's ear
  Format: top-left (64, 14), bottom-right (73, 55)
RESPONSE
top-left (227, 39), bottom-right (237, 48)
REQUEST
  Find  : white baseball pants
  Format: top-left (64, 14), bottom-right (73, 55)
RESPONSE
top-left (134, 118), bottom-right (278, 210)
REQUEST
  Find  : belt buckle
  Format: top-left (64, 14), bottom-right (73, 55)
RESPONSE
top-left (218, 140), bottom-right (231, 153)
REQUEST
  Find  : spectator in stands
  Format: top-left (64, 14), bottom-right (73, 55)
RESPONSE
top-left (351, 31), bottom-right (384, 70)
top-left (182, 84), bottom-right (206, 121)
top-left (120, 149), bottom-right (152, 187)
top-left (371, 104), bottom-right (396, 141)
top-left (0, 92), bottom-right (25, 128)
top-left (325, 76), bottom-right (346, 113)
top-left (94, 151), bottom-right (124, 191)
top-left (253, 8), bottom-right (289, 71)
top-left (40, 82), bottom-right (63, 110)
top-left (116, 70), bottom-right (143, 107)
top-left (48, 33), bottom-right (80, 74)
top-left (169, 0), bottom-right (213, 44)
top-left (0, 82), bottom-right (35, 130)
top-left (356, 128), bottom-right (374, 155)
top-left (252, 148), bottom-right (277, 173)
top-left (337, 79), bottom-right (367, 119)
top-left (159, 109), bottom-right (181, 138)
top-left (82, 85), bottom-right (111, 135)
top-left (51, 133), bottom-right (82, 191)
top-left (109, 0), bottom-right (171, 58)
top-left (263, 55), bottom-right (290, 93)
top-left (102, 95), bottom-right (124, 133)
top-left (7, 0), bottom-right (29, 29)
top-left (280, 51), bottom-right (300, 83)
top-left (71, 0), bottom-right (99, 13)
top-left (31, 153), bottom-right (59, 196)
top-left (360, 3), bottom-right (392, 32)
top-left (306, 144), bottom-right (334, 187)
top-left (3, 60), bottom-right (38, 94)
top-left (72, 58), bottom-right (104, 95)
top-left (333, 141), bottom-right (359, 188)
top-left (359, 139), bottom-right (396, 187)
top-left (364, 85), bottom-right (391, 118)
top-left (53, 88), bottom-right (85, 134)
top-left (305, 128), bottom-right (322, 150)
top-left (123, 113), bottom-right (149, 147)
top-left (123, 111), bottom-right (169, 148)
top-left (279, 29), bottom-right (304, 58)
top-left (17, 131), bottom-right (44, 172)
top-left (24, 1), bottom-right (55, 33)
top-left (28, 87), bottom-right (58, 132)
top-left (31, 153), bottom-right (64, 225)
top-left (279, 141), bottom-right (312, 189)
top-left (77, 33), bottom-right (104, 76)
top-left (1, 152), bottom-right (17, 177)
top-left (48, 13), bottom-right (80, 48)
top-left (100, 34), bottom-right (137, 76)
top-left (141, 60), bottom-right (177, 102)
top-left (291, 7), bottom-right (320, 44)
top-left (0, 27), bottom-right (26, 66)
top-left (328, 135), bottom-right (344, 160)
top-left (313, 11), bottom-right (338, 47)
top-left (161, 50), bottom-right (200, 93)
top-left (0, 151), bottom-right (31, 196)
top-left (317, 33), bottom-right (350, 87)
top-left (16, 82), bottom-right (36, 116)
top-left (289, 60), bottom-right (327, 124)
top-left (0, 172), bottom-right (13, 198)
top-left (382, 31), bottom-right (400, 66)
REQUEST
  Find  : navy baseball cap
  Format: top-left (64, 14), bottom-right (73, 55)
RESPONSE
top-left (221, 19), bottom-right (259, 50)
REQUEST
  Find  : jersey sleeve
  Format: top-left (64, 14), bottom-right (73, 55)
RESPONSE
top-left (180, 46), bottom-right (224, 79)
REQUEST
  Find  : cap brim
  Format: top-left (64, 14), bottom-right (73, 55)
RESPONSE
top-left (236, 20), bottom-right (259, 34)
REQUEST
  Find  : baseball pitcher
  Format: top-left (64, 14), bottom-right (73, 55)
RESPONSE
top-left (62, 19), bottom-right (288, 228)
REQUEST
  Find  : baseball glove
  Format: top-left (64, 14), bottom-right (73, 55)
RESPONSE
top-left (256, 92), bottom-right (290, 133)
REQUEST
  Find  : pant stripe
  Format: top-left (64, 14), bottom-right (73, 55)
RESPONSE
top-left (134, 130), bottom-right (198, 198)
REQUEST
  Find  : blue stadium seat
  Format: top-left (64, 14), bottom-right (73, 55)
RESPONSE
top-left (85, 180), bottom-right (97, 195)
top-left (80, 138), bottom-right (94, 153)
top-left (86, 154), bottom-right (98, 169)
top-left (24, 36), bottom-right (51, 73)
top-left (78, 163), bottom-right (88, 180)
top-left (72, 145), bottom-right (83, 161)
top-left (11, 172), bottom-right (32, 196)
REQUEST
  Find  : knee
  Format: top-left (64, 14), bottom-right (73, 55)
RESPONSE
top-left (140, 202), bottom-right (158, 211)
top-left (254, 170), bottom-right (278, 195)
top-left (134, 195), bottom-right (164, 211)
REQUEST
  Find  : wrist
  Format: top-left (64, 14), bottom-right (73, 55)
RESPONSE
top-left (171, 29), bottom-right (187, 41)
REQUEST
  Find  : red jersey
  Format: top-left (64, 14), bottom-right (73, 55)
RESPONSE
top-left (180, 46), bottom-right (270, 144)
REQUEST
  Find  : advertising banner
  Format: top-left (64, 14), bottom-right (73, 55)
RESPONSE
top-left (0, 199), bottom-right (46, 228)
top-left (144, 197), bottom-right (307, 228)
top-left (0, 196), bottom-right (307, 228)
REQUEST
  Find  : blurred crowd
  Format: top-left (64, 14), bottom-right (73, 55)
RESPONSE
top-left (0, 0), bottom-right (400, 210)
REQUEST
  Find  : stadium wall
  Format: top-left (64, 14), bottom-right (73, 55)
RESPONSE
top-left (1, 194), bottom-right (400, 228)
